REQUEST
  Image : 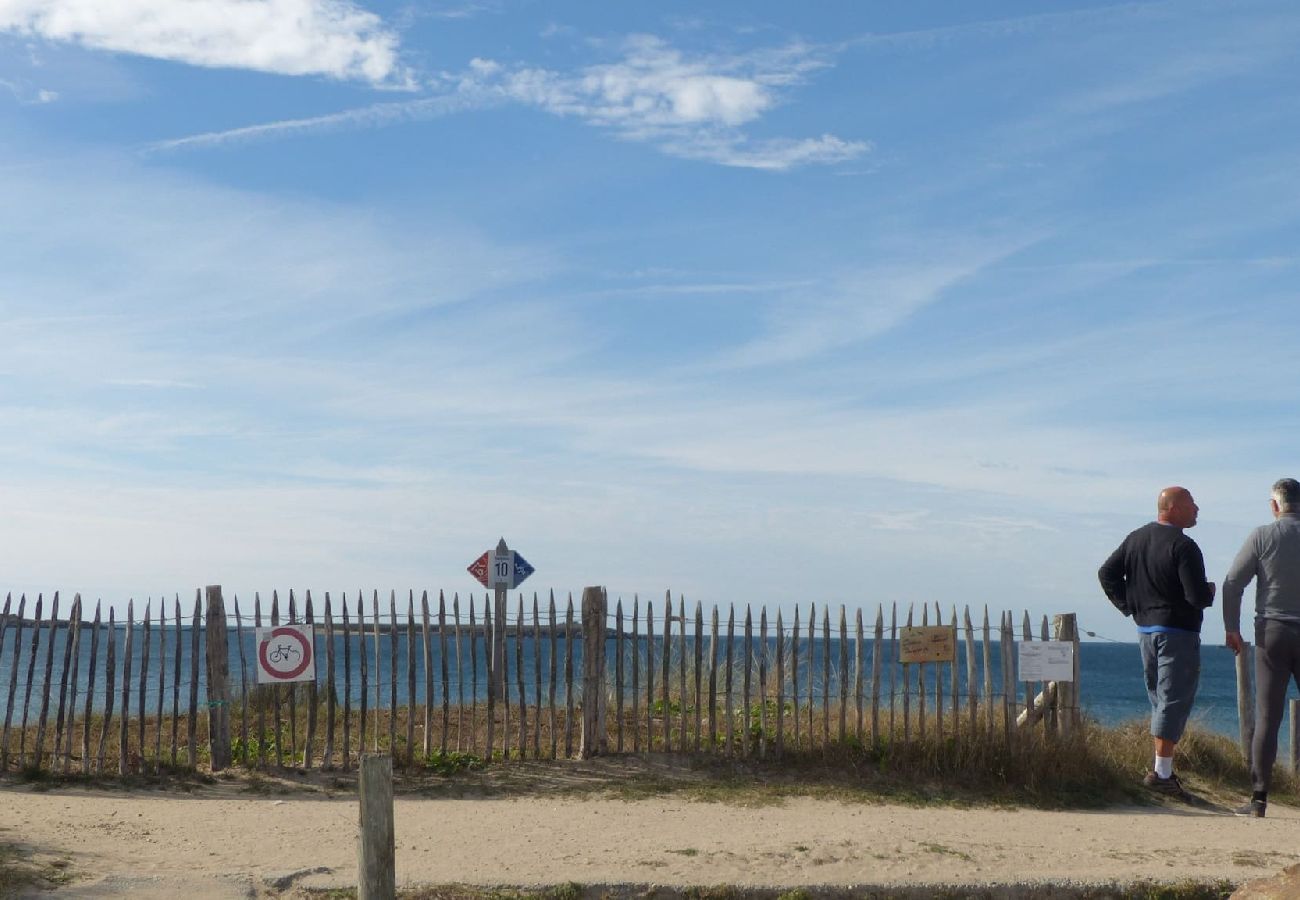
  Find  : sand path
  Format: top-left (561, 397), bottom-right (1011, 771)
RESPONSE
top-left (2, 783), bottom-right (1297, 897)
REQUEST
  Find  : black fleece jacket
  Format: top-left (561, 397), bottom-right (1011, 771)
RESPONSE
top-left (1098, 521), bottom-right (1215, 632)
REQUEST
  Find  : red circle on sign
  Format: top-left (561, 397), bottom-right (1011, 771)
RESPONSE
top-left (259, 626), bottom-right (312, 680)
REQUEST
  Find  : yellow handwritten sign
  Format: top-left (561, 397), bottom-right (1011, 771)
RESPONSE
top-left (898, 626), bottom-right (956, 664)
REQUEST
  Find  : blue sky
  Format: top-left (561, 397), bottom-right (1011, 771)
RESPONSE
top-left (1, 0), bottom-right (1298, 641)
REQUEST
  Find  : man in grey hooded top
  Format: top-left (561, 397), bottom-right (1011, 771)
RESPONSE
top-left (1223, 477), bottom-right (1300, 818)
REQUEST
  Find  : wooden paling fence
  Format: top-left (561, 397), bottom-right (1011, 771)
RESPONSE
top-left (0, 587), bottom-right (1081, 774)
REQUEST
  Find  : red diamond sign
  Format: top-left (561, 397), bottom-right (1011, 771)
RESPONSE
top-left (467, 551), bottom-right (490, 588)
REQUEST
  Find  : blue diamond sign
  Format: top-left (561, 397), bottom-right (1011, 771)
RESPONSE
top-left (511, 552), bottom-right (535, 588)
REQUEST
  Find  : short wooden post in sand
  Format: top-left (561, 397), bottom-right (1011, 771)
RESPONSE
top-left (358, 753), bottom-right (395, 900)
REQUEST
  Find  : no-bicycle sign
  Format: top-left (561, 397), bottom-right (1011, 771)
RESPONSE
top-left (256, 624), bottom-right (316, 684)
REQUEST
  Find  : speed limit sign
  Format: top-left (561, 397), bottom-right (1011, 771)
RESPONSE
top-left (255, 624), bottom-right (316, 684)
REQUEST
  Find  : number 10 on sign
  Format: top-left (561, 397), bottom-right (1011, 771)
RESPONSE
top-left (493, 554), bottom-right (513, 586)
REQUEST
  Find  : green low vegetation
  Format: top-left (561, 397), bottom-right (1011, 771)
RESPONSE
top-left (423, 749), bottom-right (486, 776)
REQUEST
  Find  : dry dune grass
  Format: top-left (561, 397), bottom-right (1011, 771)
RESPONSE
top-left (6, 708), bottom-right (1292, 815)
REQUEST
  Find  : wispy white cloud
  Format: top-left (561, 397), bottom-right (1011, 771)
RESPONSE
top-left (840, 2), bottom-right (1149, 51)
top-left (1054, 6), bottom-right (1300, 117)
top-left (505, 36), bottom-right (778, 129)
top-left (575, 277), bottom-right (815, 299)
top-left (146, 33), bottom-right (866, 170)
top-left (539, 22), bottom-right (578, 41)
top-left (0, 0), bottom-right (408, 86)
top-left (867, 510), bottom-right (930, 532)
top-left (145, 91), bottom-right (490, 154)
top-left (0, 76), bottom-right (54, 102)
top-left (477, 35), bottom-right (867, 168)
top-left (660, 132), bottom-right (868, 170)
top-left (395, 0), bottom-right (501, 27)
top-left (712, 240), bottom-right (1033, 369)
top-left (103, 378), bottom-right (201, 390)
top-left (932, 3), bottom-right (1300, 171)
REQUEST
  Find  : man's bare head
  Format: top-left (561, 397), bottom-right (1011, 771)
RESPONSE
top-left (1157, 486), bottom-right (1199, 528)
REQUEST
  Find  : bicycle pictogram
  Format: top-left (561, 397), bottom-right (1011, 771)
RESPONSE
top-left (267, 642), bottom-right (300, 665)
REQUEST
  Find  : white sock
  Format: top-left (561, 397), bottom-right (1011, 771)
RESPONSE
top-left (1155, 755), bottom-right (1173, 779)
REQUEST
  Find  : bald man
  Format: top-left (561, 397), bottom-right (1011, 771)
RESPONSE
top-left (1099, 487), bottom-right (1216, 797)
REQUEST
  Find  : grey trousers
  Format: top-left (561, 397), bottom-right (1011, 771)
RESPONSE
top-left (1252, 618), bottom-right (1300, 794)
top-left (1139, 631), bottom-right (1200, 743)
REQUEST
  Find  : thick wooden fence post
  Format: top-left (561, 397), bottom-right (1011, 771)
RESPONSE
top-left (358, 754), bottom-right (395, 900)
top-left (1236, 643), bottom-right (1255, 768)
top-left (1052, 613), bottom-right (1081, 734)
top-left (1290, 698), bottom-right (1299, 774)
top-left (206, 586), bottom-right (232, 771)
top-left (580, 586), bottom-right (608, 758)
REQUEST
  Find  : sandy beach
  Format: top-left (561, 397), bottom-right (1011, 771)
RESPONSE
top-left (2, 774), bottom-right (1297, 898)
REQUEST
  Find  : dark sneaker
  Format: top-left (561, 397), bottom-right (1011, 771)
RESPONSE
top-left (1143, 770), bottom-right (1188, 797)
top-left (1234, 798), bottom-right (1266, 818)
